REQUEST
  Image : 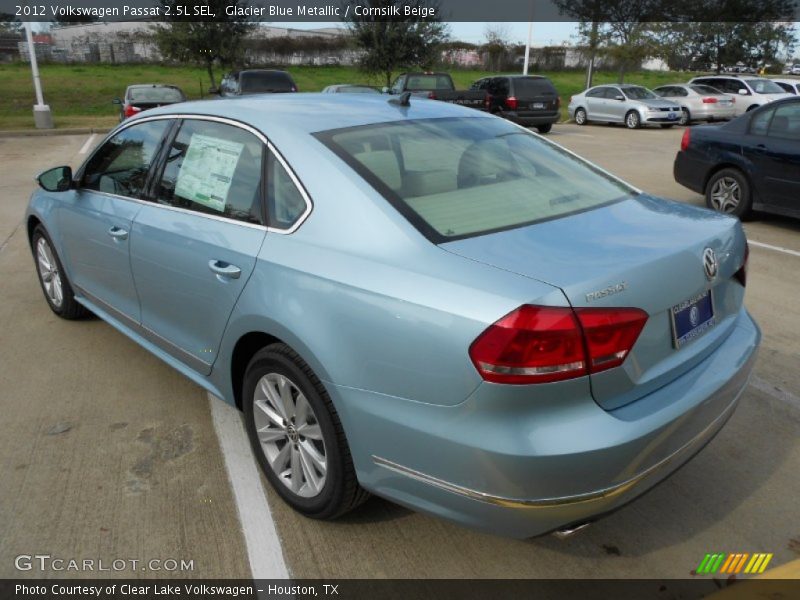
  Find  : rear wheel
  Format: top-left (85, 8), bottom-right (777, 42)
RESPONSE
top-left (32, 225), bottom-right (88, 319)
top-left (536, 123), bottom-right (552, 134)
top-left (625, 110), bottom-right (641, 129)
top-left (243, 343), bottom-right (369, 519)
top-left (705, 168), bottom-right (752, 219)
top-left (574, 108), bottom-right (587, 125)
top-left (679, 108), bottom-right (691, 126)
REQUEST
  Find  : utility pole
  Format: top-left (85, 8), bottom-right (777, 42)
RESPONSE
top-left (523, 21), bottom-right (533, 75)
top-left (24, 21), bottom-right (53, 129)
top-left (585, 21), bottom-right (599, 89)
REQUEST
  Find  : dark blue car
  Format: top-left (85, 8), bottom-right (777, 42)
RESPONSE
top-left (674, 97), bottom-right (800, 219)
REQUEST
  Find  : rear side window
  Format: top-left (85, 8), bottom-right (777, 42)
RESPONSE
top-left (586, 87), bottom-right (606, 98)
top-left (690, 85), bottom-right (724, 95)
top-left (317, 117), bottom-right (633, 242)
top-left (240, 71), bottom-right (295, 93)
top-left (266, 152), bottom-right (308, 230)
top-left (154, 119), bottom-right (264, 224)
top-left (81, 120), bottom-right (171, 198)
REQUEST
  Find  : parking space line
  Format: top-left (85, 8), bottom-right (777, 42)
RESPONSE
top-left (749, 240), bottom-right (800, 258)
top-left (78, 133), bottom-right (97, 155)
top-left (750, 376), bottom-right (800, 408)
top-left (209, 393), bottom-right (290, 579)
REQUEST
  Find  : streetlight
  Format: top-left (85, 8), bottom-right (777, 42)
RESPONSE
top-left (23, 21), bottom-right (53, 129)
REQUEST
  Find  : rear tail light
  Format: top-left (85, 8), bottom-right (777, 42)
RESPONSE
top-left (505, 96), bottom-right (518, 110)
top-left (292, 85), bottom-right (298, 92)
top-left (702, 97), bottom-right (719, 103)
top-left (731, 97), bottom-right (736, 103)
top-left (484, 94), bottom-right (492, 109)
top-left (569, 95), bottom-right (574, 103)
top-left (469, 305), bottom-right (648, 385)
top-left (123, 104), bottom-right (141, 118)
top-left (734, 241), bottom-right (749, 287)
top-left (427, 91), bottom-right (437, 100)
top-left (680, 128), bottom-right (691, 152)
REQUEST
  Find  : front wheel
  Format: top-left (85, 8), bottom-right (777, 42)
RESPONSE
top-left (32, 225), bottom-right (88, 319)
top-left (625, 110), bottom-right (641, 129)
top-left (705, 168), bottom-right (752, 219)
top-left (243, 343), bottom-right (369, 519)
top-left (536, 123), bottom-right (553, 134)
top-left (679, 108), bottom-right (691, 126)
top-left (574, 108), bottom-right (587, 126)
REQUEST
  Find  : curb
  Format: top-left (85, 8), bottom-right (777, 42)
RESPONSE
top-left (0, 127), bottom-right (112, 138)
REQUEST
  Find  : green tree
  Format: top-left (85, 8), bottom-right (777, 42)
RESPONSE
top-left (152, 0), bottom-right (254, 89)
top-left (346, 0), bottom-right (449, 88)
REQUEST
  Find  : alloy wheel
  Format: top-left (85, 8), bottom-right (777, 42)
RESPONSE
top-left (575, 109), bottom-right (587, 125)
top-left (36, 237), bottom-right (63, 308)
top-left (679, 109), bottom-right (689, 126)
top-left (253, 372), bottom-right (327, 498)
top-left (709, 177), bottom-right (741, 213)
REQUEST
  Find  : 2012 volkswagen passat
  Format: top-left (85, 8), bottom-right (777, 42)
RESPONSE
top-left (26, 95), bottom-right (759, 538)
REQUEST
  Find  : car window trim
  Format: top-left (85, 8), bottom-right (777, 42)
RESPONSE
top-left (76, 113), bottom-right (313, 235)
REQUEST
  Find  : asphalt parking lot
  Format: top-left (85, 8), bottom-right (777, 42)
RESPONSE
top-left (0, 123), bottom-right (798, 581)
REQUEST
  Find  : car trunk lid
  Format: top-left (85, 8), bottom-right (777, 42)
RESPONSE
top-left (442, 195), bottom-right (748, 410)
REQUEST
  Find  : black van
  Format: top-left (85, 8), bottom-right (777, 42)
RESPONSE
top-left (215, 70), bottom-right (298, 96)
top-left (471, 75), bottom-right (561, 133)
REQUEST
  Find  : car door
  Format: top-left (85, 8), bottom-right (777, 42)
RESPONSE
top-left (129, 117), bottom-right (268, 374)
top-left (584, 87), bottom-right (608, 120)
top-left (751, 102), bottom-right (800, 211)
top-left (604, 87), bottom-right (627, 122)
top-left (59, 119), bottom-right (173, 321)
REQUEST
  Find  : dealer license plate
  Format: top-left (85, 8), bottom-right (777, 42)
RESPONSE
top-left (670, 290), bottom-right (715, 348)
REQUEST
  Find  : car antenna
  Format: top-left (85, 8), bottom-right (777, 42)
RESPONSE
top-left (389, 92), bottom-right (412, 107)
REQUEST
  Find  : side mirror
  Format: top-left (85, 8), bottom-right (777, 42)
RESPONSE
top-left (112, 98), bottom-right (122, 105)
top-left (738, 88), bottom-right (749, 95)
top-left (615, 95), bottom-right (625, 101)
top-left (37, 166), bottom-right (74, 192)
top-left (208, 86), bottom-right (219, 95)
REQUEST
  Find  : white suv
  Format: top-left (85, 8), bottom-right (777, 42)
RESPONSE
top-left (688, 75), bottom-right (792, 116)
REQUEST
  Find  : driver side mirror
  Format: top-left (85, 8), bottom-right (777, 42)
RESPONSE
top-left (738, 88), bottom-right (749, 95)
top-left (615, 95), bottom-right (625, 101)
top-left (37, 166), bottom-right (73, 192)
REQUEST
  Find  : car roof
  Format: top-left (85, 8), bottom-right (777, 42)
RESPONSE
top-left (132, 93), bottom-right (489, 137)
top-left (127, 84), bottom-right (180, 90)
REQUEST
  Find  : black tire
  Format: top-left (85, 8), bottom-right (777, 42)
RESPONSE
top-left (625, 110), bottom-right (641, 129)
top-left (243, 343), bottom-right (369, 519)
top-left (536, 123), bottom-right (553, 134)
top-left (704, 168), bottom-right (753, 219)
top-left (574, 107), bottom-right (588, 125)
top-left (679, 108), bottom-right (691, 126)
top-left (746, 105), bottom-right (759, 112)
top-left (660, 124), bottom-right (675, 129)
top-left (31, 225), bottom-right (88, 319)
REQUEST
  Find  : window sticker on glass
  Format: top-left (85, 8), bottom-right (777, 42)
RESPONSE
top-left (174, 134), bottom-right (244, 212)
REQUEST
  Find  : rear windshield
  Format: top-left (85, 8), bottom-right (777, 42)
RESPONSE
top-left (743, 78), bottom-right (786, 94)
top-left (622, 86), bottom-right (657, 100)
top-left (512, 77), bottom-right (556, 95)
top-left (339, 86), bottom-right (379, 94)
top-left (240, 71), bottom-right (295, 93)
top-left (690, 85), bottom-right (725, 95)
top-left (316, 117), bottom-right (633, 242)
top-left (405, 75), bottom-right (454, 91)
top-left (128, 87), bottom-right (184, 103)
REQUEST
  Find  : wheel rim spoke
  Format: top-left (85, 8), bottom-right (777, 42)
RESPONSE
top-left (260, 378), bottom-right (286, 421)
top-left (270, 442), bottom-right (291, 473)
top-left (277, 375), bottom-right (295, 421)
top-left (297, 423), bottom-right (322, 440)
top-left (289, 445), bottom-right (302, 492)
top-left (254, 399), bottom-right (284, 428)
top-left (298, 446), bottom-right (322, 494)
top-left (299, 439), bottom-right (326, 472)
top-left (294, 393), bottom-right (310, 427)
top-left (37, 239), bottom-right (62, 307)
top-left (257, 426), bottom-right (286, 443)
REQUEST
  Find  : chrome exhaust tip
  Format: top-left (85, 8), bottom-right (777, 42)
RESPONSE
top-left (552, 522), bottom-right (591, 539)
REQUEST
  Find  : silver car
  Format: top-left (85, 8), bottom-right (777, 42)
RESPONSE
top-left (688, 75), bottom-right (792, 116)
top-left (653, 84), bottom-right (736, 125)
top-left (568, 84), bottom-right (682, 129)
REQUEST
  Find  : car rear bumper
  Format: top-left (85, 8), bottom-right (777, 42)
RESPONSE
top-left (500, 110), bottom-right (560, 126)
top-left (331, 307), bottom-right (760, 538)
top-left (674, 150), bottom-right (711, 194)
top-left (691, 105), bottom-right (737, 120)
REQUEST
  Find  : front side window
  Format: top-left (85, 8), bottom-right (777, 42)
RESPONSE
top-left (744, 78), bottom-right (786, 94)
top-left (81, 120), bottom-right (171, 197)
top-left (317, 117), bottom-right (633, 241)
top-left (767, 102), bottom-right (800, 140)
top-left (154, 119), bottom-right (264, 224)
top-left (622, 86), bottom-right (657, 100)
top-left (750, 107), bottom-right (774, 136)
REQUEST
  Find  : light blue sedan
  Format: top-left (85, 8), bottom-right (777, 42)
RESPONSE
top-left (26, 94), bottom-right (759, 538)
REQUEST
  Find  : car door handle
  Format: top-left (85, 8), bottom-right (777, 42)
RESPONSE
top-left (208, 260), bottom-right (241, 280)
top-left (107, 226), bottom-right (128, 241)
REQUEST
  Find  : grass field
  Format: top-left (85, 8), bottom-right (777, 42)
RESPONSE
top-left (0, 62), bottom-right (688, 130)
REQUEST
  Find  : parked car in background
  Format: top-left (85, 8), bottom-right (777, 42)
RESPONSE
top-left (27, 93), bottom-right (757, 539)
top-left (770, 78), bottom-right (800, 94)
top-left (321, 84), bottom-right (379, 94)
top-left (674, 97), bottom-right (800, 219)
top-left (384, 72), bottom-right (487, 111)
top-left (653, 84), bottom-right (736, 125)
top-left (688, 75), bottom-right (791, 116)
top-left (470, 75), bottom-right (560, 133)
top-left (568, 84), bottom-right (682, 129)
top-left (215, 70), bottom-right (297, 96)
top-left (113, 84), bottom-right (186, 121)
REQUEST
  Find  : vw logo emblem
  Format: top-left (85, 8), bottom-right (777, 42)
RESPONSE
top-left (703, 248), bottom-right (718, 281)
top-left (689, 305), bottom-right (700, 327)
